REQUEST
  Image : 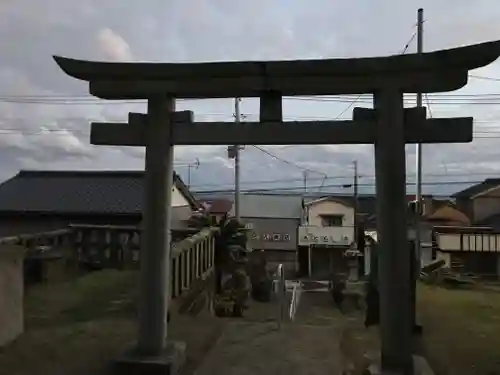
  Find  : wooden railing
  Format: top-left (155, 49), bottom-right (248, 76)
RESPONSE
top-left (170, 227), bottom-right (217, 299)
top-left (0, 225), bottom-right (218, 296)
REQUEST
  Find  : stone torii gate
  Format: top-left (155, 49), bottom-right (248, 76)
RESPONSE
top-left (54, 40), bottom-right (500, 375)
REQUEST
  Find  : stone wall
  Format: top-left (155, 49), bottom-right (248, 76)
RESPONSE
top-left (0, 245), bottom-right (25, 347)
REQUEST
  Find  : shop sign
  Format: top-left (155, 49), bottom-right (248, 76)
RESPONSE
top-left (250, 232), bottom-right (290, 242)
top-left (299, 234), bottom-right (350, 246)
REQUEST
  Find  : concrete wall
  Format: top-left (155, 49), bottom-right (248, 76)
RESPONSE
top-left (0, 217), bottom-right (68, 238)
top-left (363, 242), bottom-right (433, 276)
top-left (172, 185), bottom-right (190, 207)
top-left (0, 245), bottom-right (24, 347)
top-left (306, 199), bottom-right (354, 228)
top-left (420, 247), bottom-right (434, 267)
top-left (472, 186), bottom-right (500, 222)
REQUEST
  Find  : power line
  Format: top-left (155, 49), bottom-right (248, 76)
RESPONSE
top-left (328, 28), bottom-right (419, 122)
top-left (7, 94), bottom-right (500, 106)
top-left (192, 179), bottom-right (487, 192)
top-left (250, 145), bottom-right (327, 176)
top-left (401, 31), bottom-right (417, 54)
top-left (469, 74), bottom-right (500, 82)
top-left (195, 186), bottom-right (500, 201)
top-left (188, 170), bottom-right (500, 189)
top-left (193, 181), bottom-right (486, 196)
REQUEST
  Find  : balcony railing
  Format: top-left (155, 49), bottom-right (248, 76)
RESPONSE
top-left (435, 230), bottom-right (500, 252)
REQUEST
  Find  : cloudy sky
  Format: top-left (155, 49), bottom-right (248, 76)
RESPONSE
top-left (1, 0), bottom-right (500, 196)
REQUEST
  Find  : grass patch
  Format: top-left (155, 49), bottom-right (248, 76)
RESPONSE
top-left (418, 284), bottom-right (500, 375)
top-left (0, 270), bottom-right (139, 375)
top-left (0, 270), bottom-right (224, 375)
top-left (24, 270), bottom-right (139, 328)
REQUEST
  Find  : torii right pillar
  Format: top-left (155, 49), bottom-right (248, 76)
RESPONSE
top-left (369, 45), bottom-right (500, 374)
top-left (372, 89), bottom-right (413, 373)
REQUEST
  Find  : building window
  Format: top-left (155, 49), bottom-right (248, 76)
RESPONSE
top-left (320, 214), bottom-right (343, 227)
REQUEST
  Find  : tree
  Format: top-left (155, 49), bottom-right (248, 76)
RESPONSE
top-left (186, 209), bottom-right (251, 317)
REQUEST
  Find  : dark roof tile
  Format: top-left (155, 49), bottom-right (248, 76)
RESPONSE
top-left (0, 170), bottom-right (198, 215)
top-left (199, 198), bottom-right (233, 214)
top-left (452, 178), bottom-right (500, 198)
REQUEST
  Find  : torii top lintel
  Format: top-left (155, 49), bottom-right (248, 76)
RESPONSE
top-left (54, 40), bottom-right (500, 100)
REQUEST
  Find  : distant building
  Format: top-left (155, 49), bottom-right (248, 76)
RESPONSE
top-left (453, 178), bottom-right (500, 227)
top-left (230, 193), bottom-right (303, 276)
top-left (198, 198), bottom-right (233, 223)
top-left (428, 179), bottom-right (500, 278)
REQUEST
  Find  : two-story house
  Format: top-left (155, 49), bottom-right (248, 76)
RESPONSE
top-left (431, 179), bottom-right (500, 278)
top-left (453, 178), bottom-right (500, 228)
top-left (297, 197), bottom-right (355, 279)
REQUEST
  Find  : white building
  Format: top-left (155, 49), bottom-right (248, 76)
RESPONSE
top-left (297, 197), bottom-right (356, 279)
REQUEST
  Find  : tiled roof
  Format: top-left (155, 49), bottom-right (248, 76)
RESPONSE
top-left (199, 198), bottom-right (233, 214)
top-left (425, 205), bottom-right (470, 225)
top-left (0, 170), bottom-right (198, 215)
top-left (304, 196), bottom-right (353, 207)
top-left (233, 193), bottom-right (303, 219)
top-left (303, 194), bottom-right (377, 215)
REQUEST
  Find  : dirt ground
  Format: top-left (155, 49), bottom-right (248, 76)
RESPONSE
top-left (0, 270), bottom-right (225, 375)
top-left (417, 284), bottom-right (500, 375)
top-left (2, 272), bottom-right (500, 375)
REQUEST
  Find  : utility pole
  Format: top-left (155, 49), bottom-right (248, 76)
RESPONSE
top-left (415, 9), bottom-right (424, 273)
top-left (303, 171), bottom-right (308, 194)
top-left (228, 98), bottom-right (242, 221)
top-left (413, 7), bottom-right (424, 333)
top-left (415, 7), bottom-right (424, 262)
top-left (353, 160), bottom-right (359, 232)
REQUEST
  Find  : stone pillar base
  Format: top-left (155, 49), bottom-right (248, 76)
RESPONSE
top-left (113, 340), bottom-right (186, 375)
top-left (362, 355), bottom-right (434, 375)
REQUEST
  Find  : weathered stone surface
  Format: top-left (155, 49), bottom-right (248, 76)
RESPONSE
top-left (54, 40), bottom-right (500, 99)
top-left (90, 117), bottom-right (473, 147)
top-left (113, 340), bottom-right (186, 375)
top-left (0, 245), bottom-right (25, 347)
top-left (363, 355), bottom-right (435, 375)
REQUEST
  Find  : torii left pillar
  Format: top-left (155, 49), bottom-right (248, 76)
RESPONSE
top-left (138, 97), bottom-right (174, 351)
top-left (120, 96), bottom-right (185, 373)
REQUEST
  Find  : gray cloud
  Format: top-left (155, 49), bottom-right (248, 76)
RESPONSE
top-left (0, 0), bottom-right (500, 195)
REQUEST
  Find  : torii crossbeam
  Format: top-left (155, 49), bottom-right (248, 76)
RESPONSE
top-left (54, 39), bottom-right (500, 375)
top-left (90, 109), bottom-right (473, 146)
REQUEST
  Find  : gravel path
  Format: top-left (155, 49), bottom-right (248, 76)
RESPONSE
top-left (194, 292), bottom-right (352, 375)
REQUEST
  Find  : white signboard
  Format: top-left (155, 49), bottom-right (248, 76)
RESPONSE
top-left (298, 226), bottom-right (353, 246)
